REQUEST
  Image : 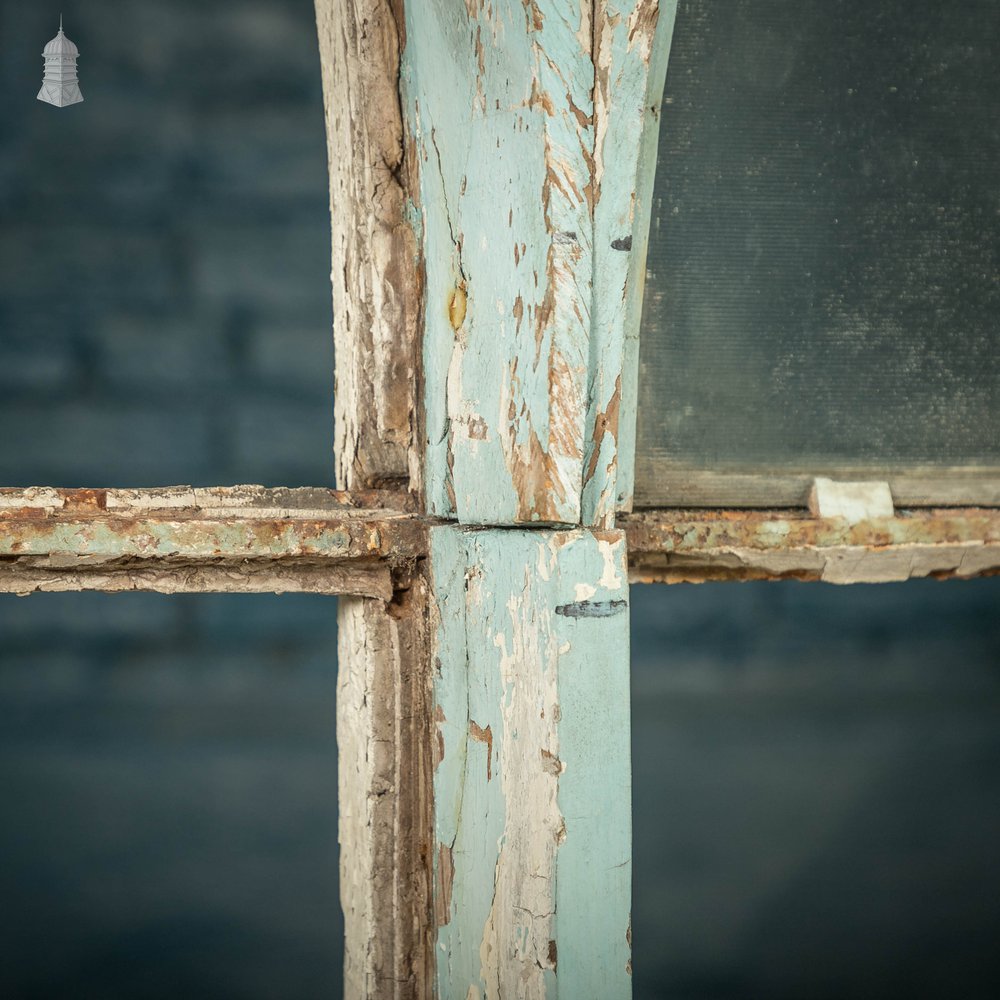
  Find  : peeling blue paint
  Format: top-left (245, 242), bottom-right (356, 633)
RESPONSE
top-left (431, 526), bottom-right (632, 997)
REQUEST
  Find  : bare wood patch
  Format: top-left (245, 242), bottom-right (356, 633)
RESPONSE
top-left (409, 0), bottom-right (595, 525)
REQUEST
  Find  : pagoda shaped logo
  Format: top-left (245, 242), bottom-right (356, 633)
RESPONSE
top-left (38, 16), bottom-right (84, 108)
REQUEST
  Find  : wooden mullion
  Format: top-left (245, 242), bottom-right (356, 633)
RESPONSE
top-left (315, 1), bottom-right (438, 995)
top-left (338, 582), bottom-right (434, 999)
top-left (586, 0), bottom-right (679, 526)
top-left (315, 0), bottom-right (420, 492)
top-left (429, 526), bottom-right (633, 997)
top-left (316, 1), bottom-right (680, 995)
top-left (406, 1), bottom-right (676, 529)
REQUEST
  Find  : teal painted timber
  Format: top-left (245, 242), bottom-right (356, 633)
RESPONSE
top-left (403, 2), bottom-right (678, 527)
top-left (430, 526), bottom-right (632, 998)
top-left (608, 0), bottom-right (677, 516)
top-left (585, 1), bottom-right (678, 525)
top-left (403, 1), bottom-right (595, 526)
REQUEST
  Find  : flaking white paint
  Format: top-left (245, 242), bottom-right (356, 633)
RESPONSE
top-left (477, 565), bottom-right (563, 996)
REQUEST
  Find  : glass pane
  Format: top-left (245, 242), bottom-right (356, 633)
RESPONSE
top-left (0, 592), bottom-right (341, 997)
top-left (637, 0), bottom-right (1000, 503)
top-left (632, 576), bottom-right (1000, 999)
top-left (0, 3), bottom-right (332, 487)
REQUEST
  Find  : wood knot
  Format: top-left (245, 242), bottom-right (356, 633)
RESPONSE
top-left (448, 285), bottom-right (467, 330)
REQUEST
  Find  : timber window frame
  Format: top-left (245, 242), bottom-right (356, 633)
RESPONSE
top-left (3, 1), bottom-right (999, 997)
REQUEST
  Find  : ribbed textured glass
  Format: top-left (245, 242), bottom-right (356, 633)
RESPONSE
top-left (637, 0), bottom-right (999, 500)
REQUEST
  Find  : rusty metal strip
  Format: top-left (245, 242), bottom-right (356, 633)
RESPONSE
top-left (0, 487), bottom-right (423, 599)
top-left (622, 508), bottom-right (1000, 585)
top-left (4, 489), bottom-right (1000, 592)
top-left (0, 486), bottom-right (419, 514)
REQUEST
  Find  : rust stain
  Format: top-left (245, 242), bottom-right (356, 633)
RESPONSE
top-left (62, 489), bottom-right (107, 511)
top-left (0, 507), bottom-right (47, 521)
top-left (469, 721), bottom-right (493, 781)
top-left (622, 509), bottom-right (1000, 585)
top-left (623, 509), bottom-right (1000, 552)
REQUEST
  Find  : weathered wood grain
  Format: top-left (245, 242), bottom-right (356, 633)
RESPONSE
top-left (407, 1), bottom-right (677, 527)
top-left (338, 585), bottom-right (434, 999)
top-left (430, 526), bottom-right (633, 997)
top-left (315, 0), bottom-right (420, 490)
top-left (585, 0), bottom-right (678, 526)
top-left (406, 1), bottom-right (595, 525)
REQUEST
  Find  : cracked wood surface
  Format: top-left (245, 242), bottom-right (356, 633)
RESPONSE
top-left (624, 508), bottom-right (1000, 585)
top-left (0, 487), bottom-right (422, 599)
top-left (315, 0), bottom-right (420, 490)
top-left (430, 527), bottom-right (632, 998)
top-left (409, 0), bottom-right (676, 527)
top-left (338, 584), bottom-right (434, 1000)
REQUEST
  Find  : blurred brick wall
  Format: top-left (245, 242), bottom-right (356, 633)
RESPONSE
top-left (0, 0), bottom-right (334, 488)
